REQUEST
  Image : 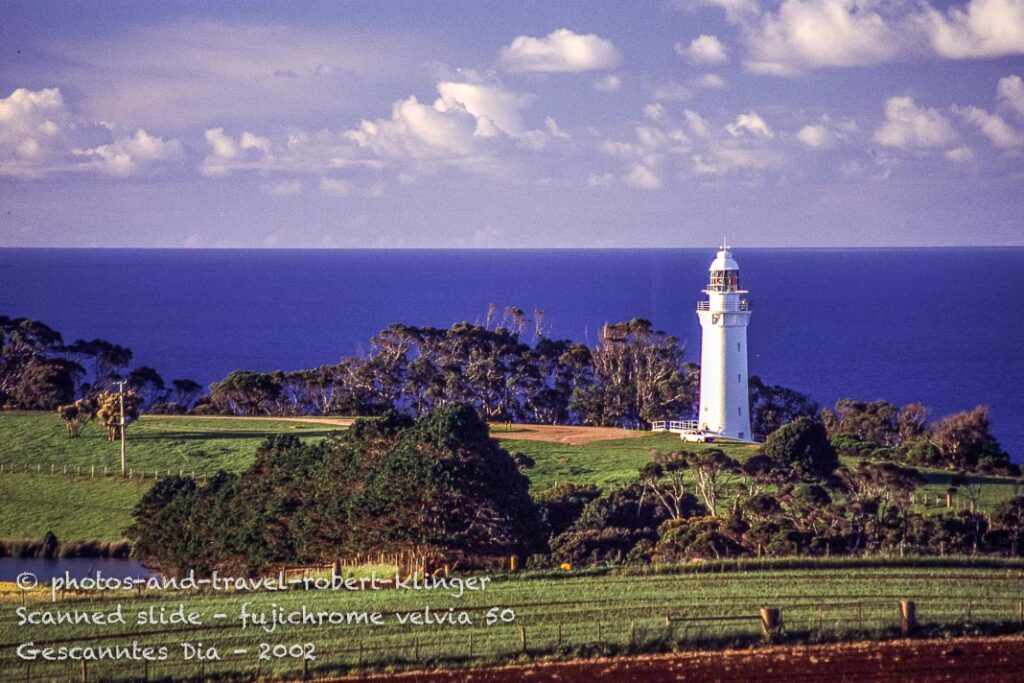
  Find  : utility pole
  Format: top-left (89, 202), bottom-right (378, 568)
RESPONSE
top-left (116, 380), bottom-right (127, 477)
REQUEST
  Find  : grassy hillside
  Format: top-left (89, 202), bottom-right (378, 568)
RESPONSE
top-left (0, 474), bottom-right (148, 541)
top-left (0, 412), bottom-right (341, 476)
top-left (501, 432), bottom-right (757, 490)
top-left (0, 412), bottom-right (1018, 542)
top-left (2, 562), bottom-right (1022, 680)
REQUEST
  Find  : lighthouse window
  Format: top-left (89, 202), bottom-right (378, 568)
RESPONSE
top-left (737, 342), bottom-right (741, 351)
top-left (738, 373), bottom-right (741, 383)
top-left (738, 407), bottom-right (742, 416)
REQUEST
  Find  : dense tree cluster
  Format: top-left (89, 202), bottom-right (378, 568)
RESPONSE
top-left (0, 316), bottom-right (202, 415)
top-left (824, 399), bottom-right (1015, 475)
top-left (127, 404), bottom-right (542, 575)
top-left (193, 316), bottom-right (703, 429)
top-left (531, 435), bottom-right (1024, 567)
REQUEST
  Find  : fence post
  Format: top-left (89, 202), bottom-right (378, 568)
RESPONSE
top-left (628, 619), bottom-right (636, 647)
top-left (760, 607), bottom-right (782, 642)
top-left (81, 659), bottom-right (87, 683)
top-left (967, 600), bottom-right (973, 623)
top-left (557, 622), bottom-right (563, 649)
top-left (1018, 600), bottom-right (1023, 625)
top-left (519, 625), bottom-right (527, 654)
top-left (468, 632), bottom-right (474, 658)
top-left (899, 599), bottom-right (916, 634)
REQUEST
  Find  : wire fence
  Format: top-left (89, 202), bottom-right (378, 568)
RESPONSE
top-left (3, 595), bottom-right (1024, 682)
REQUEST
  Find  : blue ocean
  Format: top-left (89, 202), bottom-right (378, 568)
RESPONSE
top-left (1, 248), bottom-right (1021, 459)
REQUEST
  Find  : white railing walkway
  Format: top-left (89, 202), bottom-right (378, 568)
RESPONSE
top-left (650, 420), bottom-right (699, 433)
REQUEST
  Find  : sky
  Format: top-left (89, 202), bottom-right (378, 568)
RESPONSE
top-left (1, 0), bottom-right (1023, 248)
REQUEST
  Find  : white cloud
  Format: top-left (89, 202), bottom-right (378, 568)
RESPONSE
top-left (0, 86), bottom-right (183, 178)
top-left (436, 81), bottom-right (531, 137)
top-left (683, 110), bottom-right (712, 138)
top-left (348, 95), bottom-right (480, 159)
top-left (544, 116), bottom-right (570, 139)
top-left (998, 74), bottom-right (1024, 117)
top-left (744, 0), bottom-right (900, 76)
top-left (202, 127), bottom-right (276, 175)
top-left (873, 96), bottom-right (957, 150)
top-left (587, 172), bottom-right (615, 187)
top-left (691, 146), bottom-right (787, 175)
top-left (72, 129), bottom-right (184, 176)
top-left (726, 112), bottom-right (774, 138)
top-left (347, 79), bottom-right (540, 163)
top-left (796, 115), bottom-right (857, 149)
top-left (952, 104), bottom-right (1024, 148)
top-left (644, 103), bottom-right (667, 121)
top-left (797, 124), bottom-right (837, 149)
top-left (623, 163), bottom-right (662, 189)
top-left (693, 73), bottom-right (727, 89)
top-left (593, 74), bottom-right (622, 92)
top-left (945, 145), bottom-right (976, 162)
top-left (676, 34), bottom-right (730, 64)
top-left (499, 29), bottom-right (621, 73)
top-left (925, 0), bottom-right (1024, 59)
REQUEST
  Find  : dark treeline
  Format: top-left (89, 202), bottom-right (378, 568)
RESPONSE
top-left (130, 404), bottom-right (1024, 576)
top-left (196, 315), bottom-right (702, 429)
top-left (2, 312), bottom-right (1015, 474)
top-left (128, 404), bottom-right (541, 575)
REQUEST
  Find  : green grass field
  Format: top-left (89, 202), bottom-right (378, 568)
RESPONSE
top-left (500, 432), bottom-right (757, 490)
top-left (2, 562), bottom-right (1022, 680)
top-left (0, 412), bottom-right (342, 476)
top-left (0, 474), bottom-right (149, 542)
top-left (0, 412), bottom-right (1019, 543)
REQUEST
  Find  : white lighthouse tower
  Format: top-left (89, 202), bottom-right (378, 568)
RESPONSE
top-left (696, 243), bottom-right (752, 440)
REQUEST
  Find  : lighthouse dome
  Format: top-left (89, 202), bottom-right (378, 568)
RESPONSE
top-left (708, 248), bottom-right (739, 272)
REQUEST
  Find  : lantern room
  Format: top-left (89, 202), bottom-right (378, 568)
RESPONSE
top-left (704, 247), bottom-right (745, 294)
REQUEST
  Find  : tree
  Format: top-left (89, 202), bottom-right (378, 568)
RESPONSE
top-left (128, 403), bottom-right (542, 575)
top-left (0, 317), bottom-right (65, 404)
top-left (56, 398), bottom-right (97, 438)
top-left (821, 399), bottom-right (900, 445)
top-left (748, 376), bottom-right (817, 437)
top-left (9, 357), bottom-right (82, 409)
top-left (684, 449), bottom-right (740, 517)
top-left (171, 378), bottom-right (203, 408)
top-left (127, 366), bottom-right (166, 409)
top-left (209, 371), bottom-right (282, 416)
top-left (96, 389), bottom-right (142, 441)
top-left (761, 416), bottom-right (838, 479)
top-left (929, 406), bottom-right (1013, 473)
top-left (897, 403), bottom-right (929, 443)
top-left (66, 338), bottom-right (132, 390)
top-left (639, 451), bottom-right (707, 520)
top-left (580, 319), bottom-right (696, 428)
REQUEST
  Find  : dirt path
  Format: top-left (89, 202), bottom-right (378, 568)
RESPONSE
top-left (488, 423), bottom-right (648, 445)
top-left (144, 414), bottom-right (355, 426)
top-left (333, 636), bottom-right (1024, 682)
top-left (145, 415), bottom-right (646, 445)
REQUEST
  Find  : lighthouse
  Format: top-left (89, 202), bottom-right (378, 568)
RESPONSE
top-left (696, 244), bottom-right (752, 440)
